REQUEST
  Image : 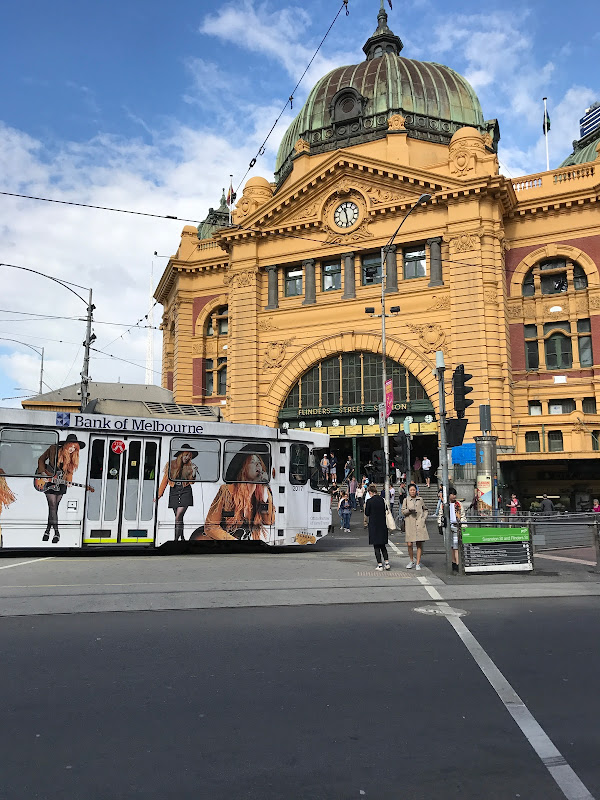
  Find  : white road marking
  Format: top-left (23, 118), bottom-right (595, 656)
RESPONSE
top-left (535, 553), bottom-right (596, 567)
top-left (0, 557), bottom-right (55, 571)
top-left (416, 575), bottom-right (595, 800)
top-left (387, 540), bottom-right (403, 556)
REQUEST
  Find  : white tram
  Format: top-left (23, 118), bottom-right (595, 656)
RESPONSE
top-left (0, 408), bottom-right (331, 550)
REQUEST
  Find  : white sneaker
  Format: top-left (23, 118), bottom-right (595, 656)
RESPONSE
top-left (375, 564), bottom-right (383, 571)
top-left (415, 563), bottom-right (422, 571)
top-left (384, 562), bottom-right (391, 571)
top-left (406, 560), bottom-right (415, 569)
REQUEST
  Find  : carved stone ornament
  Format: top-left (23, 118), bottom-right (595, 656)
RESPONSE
top-left (223, 269), bottom-right (257, 289)
top-left (485, 289), bottom-right (499, 306)
top-left (192, 341), bottom-right (203, 355)
top-left (364, 185), bottom-right (412, 207)
top-left (449, 148), bottom-right (474, 176)
top-left (589, 295), bottom-right (600, 310)
top-left (258, 316), bottom-right (277, 332)
top-left (572, 417), bottom-right (587, 434)
top-left (263, 338), bottom-right (295, 370)
top-left (427, 295), bottom-right (450, 311)
top-left (294, 138), bottom-right (310, 154)
top-left (506, 301), bottom-right (522, 319)
top-left (164, 356), bottom-right (174, 370)
top-left (289, 202), bottom-right (318, 223)
top-left (322, 217), bottom-right (373, 245)
top-left (387, 114), bottom-right (406, 131)
top-left (544, 301), bottom-right (569, 316)
top-left (406, 322), bottom-right (447, 354)
top-left (576, 296), bottom-right (589, 314)
top-left (448, 231), bottom-right (482, 253)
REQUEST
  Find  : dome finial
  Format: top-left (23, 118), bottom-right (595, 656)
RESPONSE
top-left (363, 0), bottom-right (403, 60)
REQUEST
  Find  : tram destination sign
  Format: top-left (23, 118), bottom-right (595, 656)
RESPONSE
top-left (460, 527), bottom-right (534, 573)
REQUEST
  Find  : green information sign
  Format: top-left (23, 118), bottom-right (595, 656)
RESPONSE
top-left (462, 527), bottom-right (529, 544)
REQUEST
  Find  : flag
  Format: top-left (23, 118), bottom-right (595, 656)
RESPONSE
top-left (543, 109), bottom-right (551, 135)
top-left (387, 0), bottom-right (393, 8)
top-left (226, 179), bottom-right (236, 206)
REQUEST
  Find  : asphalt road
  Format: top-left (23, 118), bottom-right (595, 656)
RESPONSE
top-left (2, 598), bottom-right (599, 800)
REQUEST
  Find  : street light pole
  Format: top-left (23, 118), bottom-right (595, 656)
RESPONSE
top-left (435, 350), bottom-right (452, 573)
top-left (379, 193), bottom-right (431, 505)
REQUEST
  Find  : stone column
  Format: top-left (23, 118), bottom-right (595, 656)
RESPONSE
top-left (302, 258), bottom-right (316, 305)
top-left (265, 265), bottom-right (279, 309)
top-left (427, 237), bottom-right (444, 287)
top-left (341, 252), bottom-right (356, 299)
top-left (383, 244), bottom-right (398, 293)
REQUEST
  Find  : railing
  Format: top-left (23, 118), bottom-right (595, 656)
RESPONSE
top-left (554, 165), bottom-right (595, 183)
top-left (511, 163), bottom-right (595, 194)
top-left (512, 177), bottom-right (543, 192)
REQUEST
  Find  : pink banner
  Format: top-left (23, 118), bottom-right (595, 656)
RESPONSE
top-left (385, 378), bottom-right (393, 418)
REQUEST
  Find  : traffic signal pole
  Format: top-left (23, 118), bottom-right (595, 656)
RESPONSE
top-left (435, 351), bottom-right (452, 573)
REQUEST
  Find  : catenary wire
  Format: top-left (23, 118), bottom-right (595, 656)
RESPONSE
top-left (90, 346), bottom-right (162, 376)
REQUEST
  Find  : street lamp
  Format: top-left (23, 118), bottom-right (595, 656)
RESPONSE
top-left (0, 338), bottom-right (45, 394)
top-left (365, 193), bottom-right (431, 505)
top-left (0, 263), bottom-right (94, 411)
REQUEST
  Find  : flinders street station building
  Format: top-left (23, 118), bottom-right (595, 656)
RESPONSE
top-left (156, 7), bottom-right (600, 509)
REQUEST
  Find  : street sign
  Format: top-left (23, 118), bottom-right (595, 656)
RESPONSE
top-left (378, 402), bottom-right (385, 428)
top-left (385, 378), bottom-right (393, 418)
top-left (460, 527), bottom-right (534, 573)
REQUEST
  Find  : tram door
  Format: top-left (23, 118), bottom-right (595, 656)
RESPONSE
top-left (83, 437), bottom-right (160, 544)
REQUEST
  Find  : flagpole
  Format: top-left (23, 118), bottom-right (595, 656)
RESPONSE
top-left (543, 97), bottom-right (550, 172)
top-left (228, 174), bottom-right (233, 226)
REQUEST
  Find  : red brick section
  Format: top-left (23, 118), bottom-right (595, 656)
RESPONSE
top-left (192, 358), bottom-right (204, 398)
top-left (510, 323), bottom-right (525, 371)
top-left (591, 316), bottom-right (600, 366)
top-left (513, 369), bottom-right (596, 382)
top-left (505, 234), bottom-right (600, 285)
top-left (167, 371), bottom-right (173, 391)
top-left (193, 294), bottom-right (219, 335)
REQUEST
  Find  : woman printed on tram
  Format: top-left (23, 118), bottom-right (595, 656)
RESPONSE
top-left (157, 444), bottom-right (199, 542)
top-left (37, 433), bottom-right (85, 544)
top-left (192, 444), bottom-right (274, 542)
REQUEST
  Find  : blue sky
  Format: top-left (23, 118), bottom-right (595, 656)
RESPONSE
top-left (0, 0), bottom-right (598, 406)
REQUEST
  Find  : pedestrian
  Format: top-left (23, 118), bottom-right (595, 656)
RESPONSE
top-left (593, 499), bottom-right (600, 513)
top-left (348, 475), bottom-right (358, 509)
top-left (389, 483), bottom-right (395, 512)
top-left (320, 453), bottom-right (330, 485)
top-left (422, 455), bottom-right (432, 488)
top-left (540, 494), bottom-right (554, 514)
top-left (329, 452), bottom-right (337, 484)
top-left (365, 484), bottom-right (390, 571)
top-left (344, 455), bottom-right (354, 482)
top-left (509, 493), bottom-right (520, 516)
top-left (338, 490), bottom-right (351, 533)
top-left (448, 488), bottom-right (462, 573)
top-left (413, 456), bottom-right (422, 484)
top-left (355, 482), bottom-right (365, 511)
top-left (435, 487), bottom-right (445, 536)
top-left (402, 482), bottom-right (429, 570)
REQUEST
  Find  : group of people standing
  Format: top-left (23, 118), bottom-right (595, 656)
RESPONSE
top-left (320, 452), bottom-right (354, 486)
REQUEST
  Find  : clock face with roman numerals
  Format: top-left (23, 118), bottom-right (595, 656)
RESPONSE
top-left (334, 201), bottom-right (359, 228)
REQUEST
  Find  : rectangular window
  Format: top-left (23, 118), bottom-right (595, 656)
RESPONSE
top-left (525, 341), bottom-right (539, 370)
top-left (224, 441), bottom-right (271, 483)
top-left (285, 266), bottom-right (303, 297)
top-left (525, 431), bottom-right (540, 452)
top-left (362, 253), bottom-right (382, 285)
top-left (548, 430), bottom-right (564, 452)
top-left (541, 273), bottom-right (568, 294)
top-left (169, 438), bottom-right (220, 482)
top-left (528, 401), bottom-right (542, 415)
top-left (322, 260), bottom-right (341, 291)
top-left (321, 357), bottom-right (340, 406)
top-left (341, 354), bottom-right (362, 405)
top-left (524, 324), bottom-right (538, 338)
top-left (403, 246), bottom-right (426, 280)
top-left (408, 372), bottom-right (427, 401)
top-left (0, 427), bottom-right (59, 476)
top-left (579, 337), bottom-right (593, 367)
top-left (548, 399), bottom-right (575, 414)
top-left (301, 365), bottom-right (320, 408)
top-left (592, 431), bottom-right (600, 451)
top-left (205, 359), bottom-right (214, 396)
top-left (290, 443), bottom-right (309, 485)
top-left (217, 357), bottom-right (227, 395)
top-left (362, 353), bottom-right (381, 404)
top-left (166, 440), bottom-right (208, 483)
top-left (582, 397), bottom-right (597, 414)
top-left (545, 334), bottom-right (572, 369)
top-left (540, 259), bottom-right (566, 271)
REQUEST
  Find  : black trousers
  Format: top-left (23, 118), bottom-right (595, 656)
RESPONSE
top-left (373, 544), bottom-right (389, 563)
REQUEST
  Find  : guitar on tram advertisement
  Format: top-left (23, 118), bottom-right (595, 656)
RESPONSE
top-left (0, 408), bottom-right (332, 551)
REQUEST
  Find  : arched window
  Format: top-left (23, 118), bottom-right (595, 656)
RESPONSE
top-left (522, 269), bottom-right (535, 297)
top-left (544, 333), bottom-right (572, 370)
top-left (205, 305), bottom-right (228, 337)
top-left (520, 258), bottom-right (588, 297)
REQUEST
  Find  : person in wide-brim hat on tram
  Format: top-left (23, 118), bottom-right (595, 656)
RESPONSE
top-left (191, 443), bottom-right (274, 542)
top-left (36, 433), bottom-right (86, 545)
top-left (157, 443), bottom-right (199, 542)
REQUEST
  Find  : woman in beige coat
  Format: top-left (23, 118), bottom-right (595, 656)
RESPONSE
top-left (402, 483), bottom-right (429, 570)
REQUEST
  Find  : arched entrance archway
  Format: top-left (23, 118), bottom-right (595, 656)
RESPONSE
top-left (278, 351), bottom-right (438, 483)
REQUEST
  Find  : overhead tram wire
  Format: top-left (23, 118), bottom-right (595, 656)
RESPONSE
top-left (90, 346), bottom-right (162, 377)
top-left (234, 0), bottom-right (350, 194)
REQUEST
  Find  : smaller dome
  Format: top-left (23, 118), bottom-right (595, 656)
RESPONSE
top-left (450, 126), bottom-right (483, 143)
top-left (244, 176), bottom-right (272, 189)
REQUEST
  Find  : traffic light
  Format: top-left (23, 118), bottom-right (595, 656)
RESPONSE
top-left (453, 364), bottom-right (474, 419)
top-left (393, 433), bottom-right (408, 472)
top-left (372, 450), bottom-right (384, 480)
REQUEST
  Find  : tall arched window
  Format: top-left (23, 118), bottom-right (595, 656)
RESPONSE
top-left (205, 306), bottom-right (228, 337)
top-left (544, 332), bottom-right (572, 370)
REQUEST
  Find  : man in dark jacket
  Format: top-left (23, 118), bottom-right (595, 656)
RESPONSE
top-left (540, 494), bottom-right (555, 514)
top-left (365, 484), bottom-right (390, 571)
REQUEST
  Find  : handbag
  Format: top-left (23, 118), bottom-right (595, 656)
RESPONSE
top-left (385, 503), bottom-right (397, 531)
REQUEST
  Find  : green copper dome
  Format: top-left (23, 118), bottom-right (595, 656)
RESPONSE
top-left (275, 6), bottom-right (491, 184)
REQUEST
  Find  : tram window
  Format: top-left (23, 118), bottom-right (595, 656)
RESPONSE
top-left (140, 442), bottom-right (157, 521)
top-left (86, 440), bottom-right (104, 521)
top-left (169, 437), bottom-right (220, 482)
top-left (124, 441), bottom-right (141, 521)
top-left (104, 443), bottom-right (121, 522)
top-left (0, 428), bottom-right (58, 476)
top-left (290, 443), bottom-right (309, 485)
top-left (223, 441), bottom-right (270, 484)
